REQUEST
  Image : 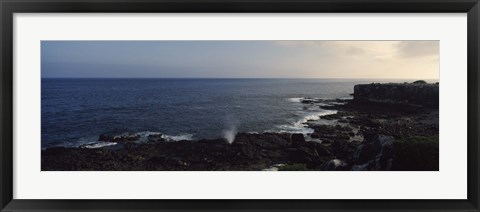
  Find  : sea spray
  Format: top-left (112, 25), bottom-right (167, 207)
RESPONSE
top-left (223, 125), bottom-right (237, 144)
top-left (223, 115), bottom-right (239, 144)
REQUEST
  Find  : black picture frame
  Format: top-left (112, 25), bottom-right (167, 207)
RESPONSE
top-left (1, 0), bottom-right (479, 211)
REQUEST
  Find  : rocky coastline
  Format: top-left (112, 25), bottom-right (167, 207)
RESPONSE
top-left (41, 82), bottom-right (439, 171)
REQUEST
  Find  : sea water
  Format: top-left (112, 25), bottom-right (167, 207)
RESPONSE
top-left (41, 78), bottom-right (401, 148)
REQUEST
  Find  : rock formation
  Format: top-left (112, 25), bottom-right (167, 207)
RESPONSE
top-left (353, 82), bottom-right (439, 107)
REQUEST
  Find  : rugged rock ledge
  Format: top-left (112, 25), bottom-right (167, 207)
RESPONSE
top-left (353, 81), bottom-right (439, 107)
top-left (42, 82), bottom-right (439, 171)
top-left (42, 133), bottom-right (338, 171)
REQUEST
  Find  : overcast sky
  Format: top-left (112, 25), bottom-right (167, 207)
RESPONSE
top-left (41, 40), bottom-right (439, 79)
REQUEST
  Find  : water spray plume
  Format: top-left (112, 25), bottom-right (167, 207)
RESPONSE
top-left (223, 125), bottom-right (237, 144)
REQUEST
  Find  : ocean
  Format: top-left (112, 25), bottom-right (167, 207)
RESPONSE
top-left (41, 78), bottom-right (403, 148)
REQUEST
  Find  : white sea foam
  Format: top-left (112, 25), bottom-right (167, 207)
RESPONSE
top-left (298, 110), bottom-right (337, 124)
top-left (338, 96), bottom-right (354, 100)
top-left (276, 124), bottom-right (315, 134)
top-left (161, 133), bottom-right (194, 141)
top-left (276, 110), bottom-right (337, 134)
top-left (134, 131), bottom-right (163, 142)
top-left (262, 164), bottom-right (285, 171)
top-left (135, 131), bottom-right (162, 137)
top-left (75, 131), bottom-right (193, 148)
top-left (317, 103), bottom-right (332, 107)
top-left (287, 97), bottom-right (303, 103)
top-left (81, 142), bottom-right (117, 149)
top-left (127, 131), bottom-right (194, 142)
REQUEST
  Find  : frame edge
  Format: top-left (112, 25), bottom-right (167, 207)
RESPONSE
top-left (1, 0), bottom-right (479, 211)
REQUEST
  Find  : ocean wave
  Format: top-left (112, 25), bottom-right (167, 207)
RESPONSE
top-left (287, 97), bottom-right (303, 103)
top-left (298, 110), bottom-right (337, 123)
top-left (135, 131), bottom-right (162, 137)
top-left (288, 97), bottom-right (324, 103)
top-left (287, 97), bottom-right (350, 106)
top-left (81, 142), bottom-right (118, 149)
top-left (276, 110), bottom-right (337, 134)
top-left (316, 103), bottom-right (330, 107)
top-left (162, 133), bottom-right (194, 141)
top-left (74, 131), bottom-right (194, 148)
top-left (129, 131), bottom-right (194, 142)
top-left (338, 96), bottom-right (353, 100)
top-left (275, 125), bottom-right (315, 134)
top-left (329, 102), bottom-right (347, 105)
top-left (133, 131), bottom-right (162, 142)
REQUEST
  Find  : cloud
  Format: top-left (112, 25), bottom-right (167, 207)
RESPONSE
top-left (268, 40), bottom-right (438, 79)
top-left (273, 40), bottom-right (439, 59)
top-left (346, 46), bottom-right (365, 56)
top-left (272, 41), bottom-right (401, 60)
top-left (396, 41), bottom-right (439, 58)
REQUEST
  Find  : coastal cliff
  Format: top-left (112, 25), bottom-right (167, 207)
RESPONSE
top-left (353, 82), bottom-right (439, 107)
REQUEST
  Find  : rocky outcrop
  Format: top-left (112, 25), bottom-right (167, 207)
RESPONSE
top-left (320, 159), bottom-right (349, 171)
top-left (352, 134), bottom-right (395, 171)
top-left (291, 133), bottom-right (306, 147)
top-left (353, 82), bottom-right (439, 107)
top-left (42, 133), bottom-right (336, 171)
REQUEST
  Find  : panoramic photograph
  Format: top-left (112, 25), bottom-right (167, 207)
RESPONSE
top-left (41, 40), bottom-right (439, 171)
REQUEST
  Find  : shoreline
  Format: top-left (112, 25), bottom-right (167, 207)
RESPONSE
top-left (43, 98), bottom-right (343, 149)
top-left (41, 82), bottom-right (439, 171)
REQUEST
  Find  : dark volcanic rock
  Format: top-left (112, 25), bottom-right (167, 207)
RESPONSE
top-left (291, 133), bottom-right (306, 147)
top-left (352, 134), bottom-right (395, 171)
top-left (330, 140), bottom-right (359, 163)
top-left (43, 131), bottom-right (340, 171)
top-left (147, 134), bottom-right (165, 143)
top-left (353, 82), bottom-right (439, 107)
top-left (320, 159), bottom-right (349, 171)
top-left (305, 142), bottom-right (332, 156)
top-left (309, 124), bottom-right (354, 144)
top-left (288, 140), bottom-right (334, 169)
top-left (233, 133), bottom-right (291, 152)
top-left (44, 133), bottom-right (306, 171)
